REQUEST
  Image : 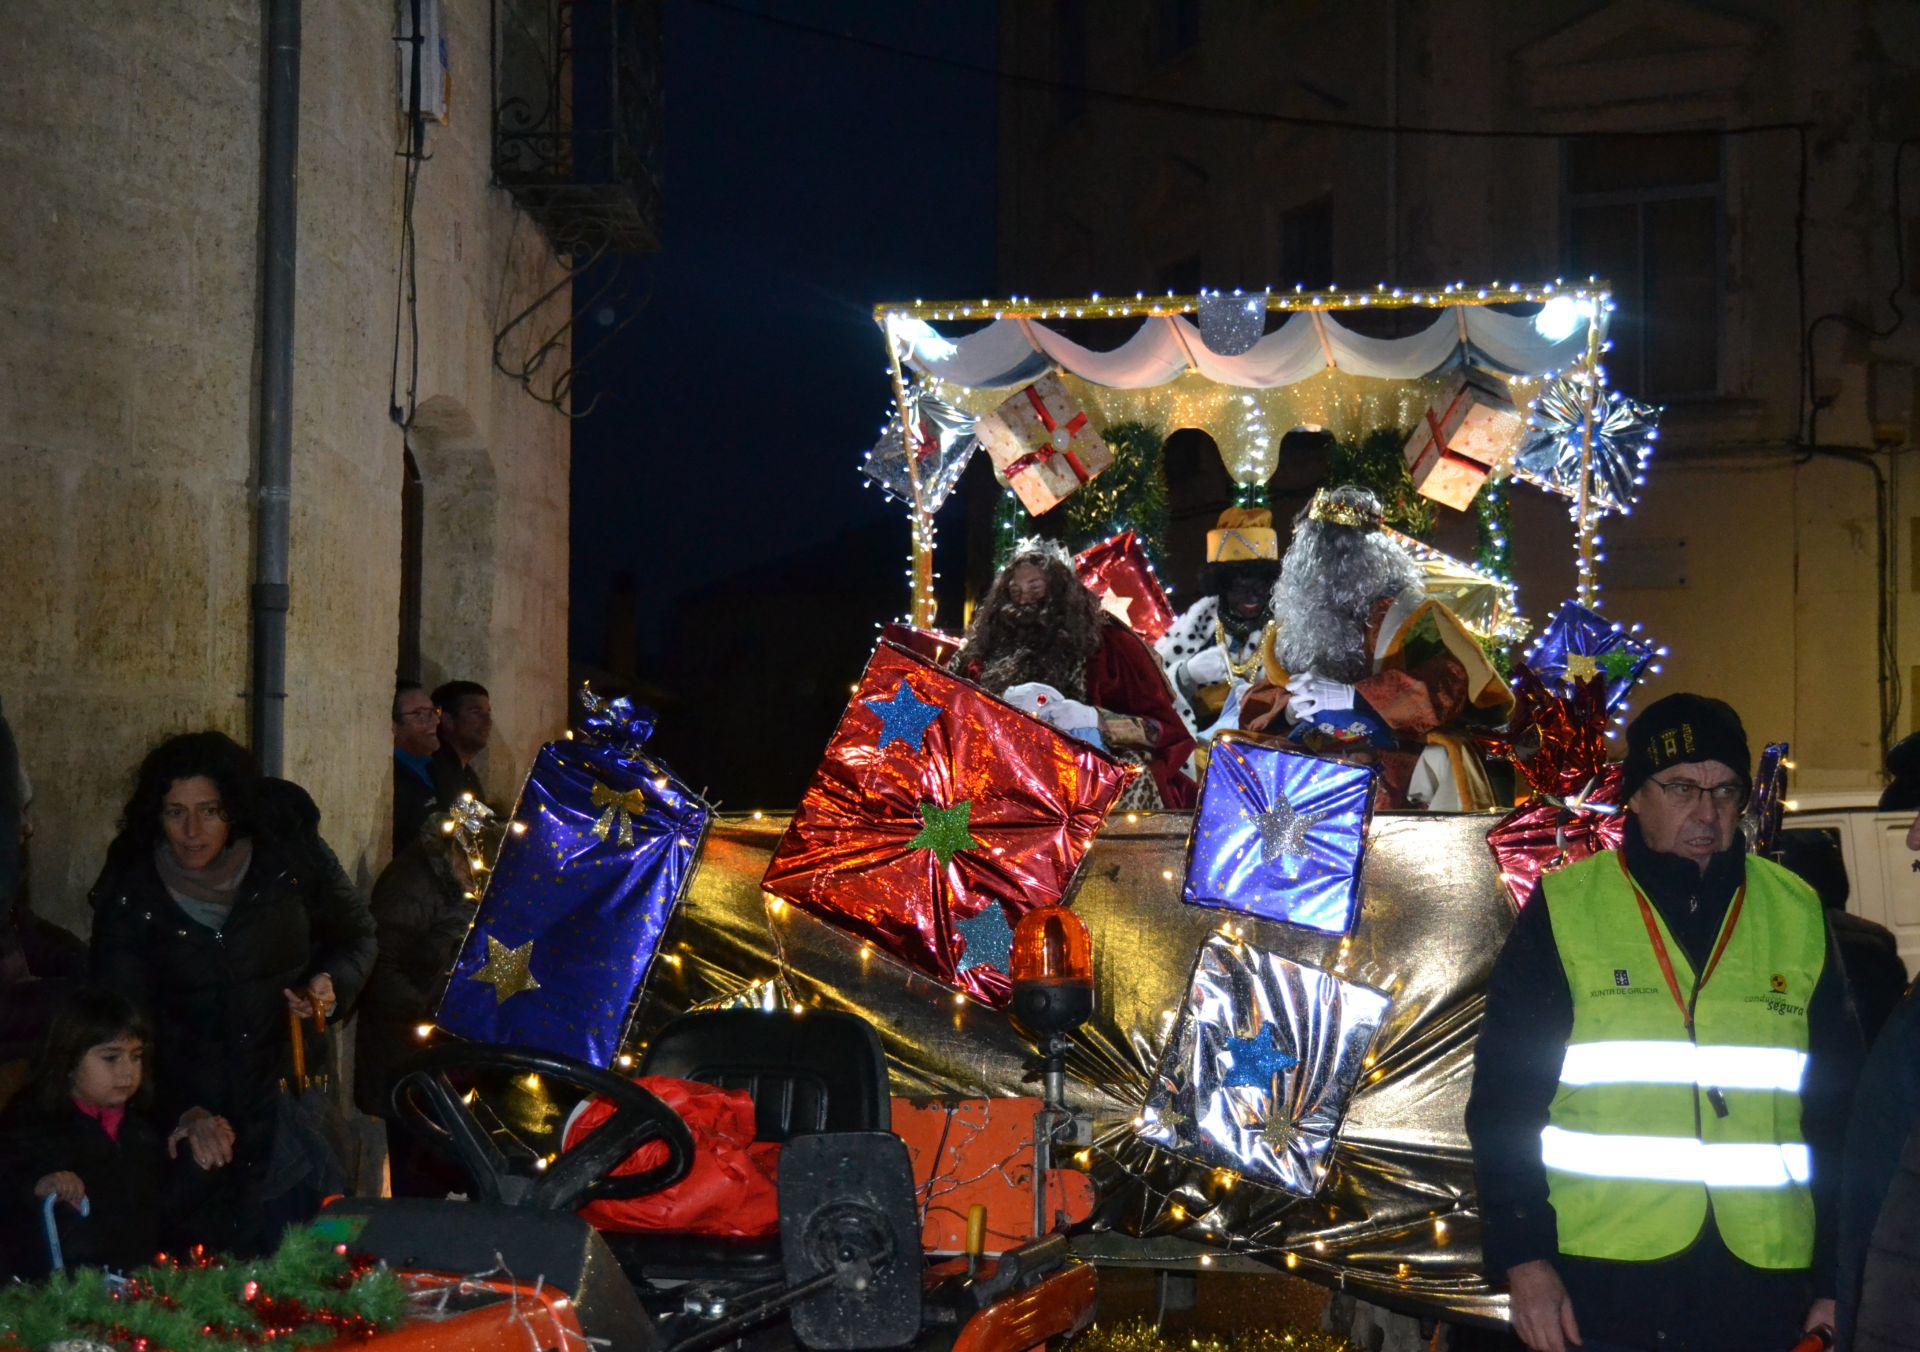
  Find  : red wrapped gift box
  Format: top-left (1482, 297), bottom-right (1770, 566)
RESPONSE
top-left (1482, 663), bottom-right (1623, 910)
top-left (1074, 530), bottom-right (1176, 643)
top-left (761, 641), bottom-right (1136, 1006)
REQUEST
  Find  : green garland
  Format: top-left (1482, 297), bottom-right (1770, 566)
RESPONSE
top-left (1064, 420), bottom-right (1170, 569)
top-left (1323, 428), bottom-right (1435, 540)
top-left (0, 1226), bottom-right (408, 1351)
top-left (1067, 1317), bottom-right (1355, 1352)
top-left (1473, 477), bottom-right (1514, 582)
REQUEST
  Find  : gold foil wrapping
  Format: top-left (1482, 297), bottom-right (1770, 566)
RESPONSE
top-left (630, 811), bottom-right (1514, 1322)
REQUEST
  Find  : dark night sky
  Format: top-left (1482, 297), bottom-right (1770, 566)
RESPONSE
top-left (569, 0), bottom-right (999, 668)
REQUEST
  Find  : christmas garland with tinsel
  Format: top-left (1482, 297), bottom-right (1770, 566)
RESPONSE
top-left (0, 1226), bottom-right (408, 1350)
top-left (1324, 428), bottom-right (1436, 540)
top-left (1067, 1317), bottom-right (1355, 1352)
top-left (992, 420), bottom-right (1171, 571)
top-left (1064, 420), bottom-right (1170, 569)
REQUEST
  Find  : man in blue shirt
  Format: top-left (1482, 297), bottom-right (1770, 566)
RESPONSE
top-left (391, 682), bottom-right (441, 851)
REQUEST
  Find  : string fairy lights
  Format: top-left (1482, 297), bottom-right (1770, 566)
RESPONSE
top-left (874, 280), bottom-right (1619, 629)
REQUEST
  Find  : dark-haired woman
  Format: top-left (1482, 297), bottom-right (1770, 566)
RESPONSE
top-left (87, 731), bottom-right (376, 1255)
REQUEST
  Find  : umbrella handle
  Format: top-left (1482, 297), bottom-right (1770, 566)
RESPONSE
top-left (289, 1007), bottom-right (307, 1084)
top-left (42, 1192), bottom-right (89, 1273)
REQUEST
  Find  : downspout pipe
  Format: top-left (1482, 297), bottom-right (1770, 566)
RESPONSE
top-left (252, 0), bottom-right (300, 775)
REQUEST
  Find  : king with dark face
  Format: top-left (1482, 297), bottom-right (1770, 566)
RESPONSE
top-left (1155, 508), bottom-right (1282, 742)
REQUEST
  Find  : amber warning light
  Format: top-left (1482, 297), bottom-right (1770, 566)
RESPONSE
top-left (1010, 906), bottom-right (1093, 1037)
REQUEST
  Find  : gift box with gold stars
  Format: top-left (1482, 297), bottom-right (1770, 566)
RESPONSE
top-left (1182, 733), bottom-right (1375, 935)
top-left (761, 640), bottom-right (1135, 1007)
top-left (1136, 933), bottom-right (1389, 1196)
top-left (435, 691), bottom-right (710, 1064)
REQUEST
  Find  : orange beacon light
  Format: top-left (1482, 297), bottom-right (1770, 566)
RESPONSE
top-left (1010, 906), bottom-right (1093, 1037)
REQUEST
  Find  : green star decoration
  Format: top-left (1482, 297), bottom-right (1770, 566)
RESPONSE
top-left (1598, 647), bottom-right (1642, 684)
top-left (910, 799), bottom-right (979, 867)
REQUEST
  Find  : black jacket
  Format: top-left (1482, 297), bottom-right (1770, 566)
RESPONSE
top-left (1466, 816), bottom-right (1864, 1351)
top-left (1837, 986), bottom-right (1920, 1350)
top-left (0, 1098), bottom-right (164, 1278)
top-left (87, 782), bottom-right (377, 1167)
top-left (392, 754), bottom-right (441, 854)
top-left (354, 842), bottom-right (475, 1114)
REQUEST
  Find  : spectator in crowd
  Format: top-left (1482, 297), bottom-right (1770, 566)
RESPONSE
top-left (1834, 809), bottom-right (1920, 1350)
top-left (0, 702), bottom-right (85, 1102)
top-left (1467, 693), bottom-right (1863, 1352)
top-left (1877, 731), bottom-right (1920, 811)
top-left (391, 682), bottom-right (442, 852)
top-left (356, 811), bottom-right (492, 1195)
top-left (87, 731), bottom-right (376, 1254)
top-left (430, 680), bottom-right (490, 806)
top-left (1776, 827), bottom-right (1909, 1044)
top-left (0, 988), bottom-right (175, 1277)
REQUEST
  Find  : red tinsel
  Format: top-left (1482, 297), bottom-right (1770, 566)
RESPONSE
top-left (1484, 664), bottom-right (1624, 911)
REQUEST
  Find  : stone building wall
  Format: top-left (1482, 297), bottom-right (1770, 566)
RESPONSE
top-left (0, 0), bottom-right (572, 933)
top-left (996, 0), bottom-right (1920, 795)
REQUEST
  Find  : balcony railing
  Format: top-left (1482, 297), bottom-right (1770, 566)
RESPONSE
top-left (491, 0), bottom-right (662, 256)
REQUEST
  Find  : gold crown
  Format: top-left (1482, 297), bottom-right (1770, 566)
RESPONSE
top-left (1307, 489), bottom-right (1383, 531)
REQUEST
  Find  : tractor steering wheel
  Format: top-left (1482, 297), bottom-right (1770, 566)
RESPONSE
top-left (392, 1042), bottom-right (693, 1213)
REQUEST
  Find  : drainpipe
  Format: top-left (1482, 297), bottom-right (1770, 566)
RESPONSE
top-left (252, 0), bottom-right (300, 775)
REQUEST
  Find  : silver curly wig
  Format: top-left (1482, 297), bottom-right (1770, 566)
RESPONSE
top-left (1271, 485), bottom-right (1423, 683)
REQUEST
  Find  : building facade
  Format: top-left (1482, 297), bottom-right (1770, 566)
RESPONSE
top-left (1, 0), bottom-right (582, 934)
top-left (996, 0), bottom-right (1920, 795)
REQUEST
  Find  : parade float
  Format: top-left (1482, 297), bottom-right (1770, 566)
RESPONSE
top-left (6, 286), bottom-right (1789, 1352)
top-left (409, 284), bottom-right (1741, 1331)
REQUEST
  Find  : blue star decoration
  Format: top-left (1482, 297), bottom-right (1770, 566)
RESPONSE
top-left (864, 678), bottom-right (942, 752)
top-left (1220, 1028), bottom-right (1298, 1095)
top-left (954, 903), bottom-right (1014, 973)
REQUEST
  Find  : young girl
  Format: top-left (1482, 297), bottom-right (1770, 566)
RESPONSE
top-left (0, 988), bottom-right (170, 1277)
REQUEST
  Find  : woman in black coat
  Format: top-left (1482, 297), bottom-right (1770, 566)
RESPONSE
top-left (87, 731), bottom-right (377, 1255)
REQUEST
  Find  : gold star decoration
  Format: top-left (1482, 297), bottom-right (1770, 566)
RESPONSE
top-left (1564, 652), bottom-right (1600, 683)
top-left (470, 934), bottom-right (541, 1004)
top-left (1097, 588), bottom-right (1135, 625)
top-left (1261, 1115), bottom-right (1298, 1154)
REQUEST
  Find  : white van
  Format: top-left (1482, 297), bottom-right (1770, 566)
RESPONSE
top-left (1781, 793), bottom-right (1920, 973)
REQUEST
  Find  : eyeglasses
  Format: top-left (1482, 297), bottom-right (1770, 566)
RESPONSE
top-left (1647, 777), bottom-right (1745, 808)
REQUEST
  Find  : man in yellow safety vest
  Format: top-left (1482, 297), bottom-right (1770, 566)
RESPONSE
top-left (1467, 693), bottom-right (1863, 1352)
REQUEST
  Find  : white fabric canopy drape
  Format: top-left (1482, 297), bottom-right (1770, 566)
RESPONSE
top-left (903, 306), bottom-right (1590, 392)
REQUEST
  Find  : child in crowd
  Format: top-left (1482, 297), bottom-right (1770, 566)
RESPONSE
top-left (0, 987), bottom-right (170, 1276)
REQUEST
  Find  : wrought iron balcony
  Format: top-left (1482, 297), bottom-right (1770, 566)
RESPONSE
top-left (491, 0), bottom-right (662, 256)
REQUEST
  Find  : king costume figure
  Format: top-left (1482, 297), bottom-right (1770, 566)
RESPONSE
top-left (1156, 507), bottom-right (1282, 754)
top-left (950, 539), bottom-right (1197, 809)
top-left (1238, 485), bottom-right (1514, 809)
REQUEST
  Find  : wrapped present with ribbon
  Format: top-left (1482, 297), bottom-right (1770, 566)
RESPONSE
top-left (1074, 530), bottom-right (1176, 643)
top-left (1523, 599), bottom-right (1664, 717)
top-left (1137, 934), bottom-right (1389, 1196)
top-left (761, 640), bottom-right (1136, 1006)
top-left (1183, 734), bottom-right (1376, 935)
top-left (1402, 368), bottom-right (1524, 510)
top-left (1745, 741), bottom-right (1791, 858)
top-left (975, 373), bottom-right (1113, 515)
top-left (860, 387), bottom-right (977, 512)
top-left (1483, 663), bottom-right (1623, 910)
top-left (435, 688), bottom-right (711, 1064)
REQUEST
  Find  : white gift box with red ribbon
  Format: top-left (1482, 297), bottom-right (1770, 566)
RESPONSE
top-left (1402, 368), bottom-right (1524, 510)
top-left (975, 373), bottom-right (1113, 515)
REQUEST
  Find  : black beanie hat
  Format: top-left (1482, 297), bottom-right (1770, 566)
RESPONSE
top-left (1622, 693), bottom-right (1751, 802)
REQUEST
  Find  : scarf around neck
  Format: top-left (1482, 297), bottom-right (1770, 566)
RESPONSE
top-left (154, 836), bottom-right (254, 929)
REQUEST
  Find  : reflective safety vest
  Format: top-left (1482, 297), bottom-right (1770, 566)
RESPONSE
top-left (1539, 849), bottom-right (1826, 1269)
